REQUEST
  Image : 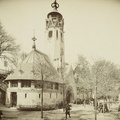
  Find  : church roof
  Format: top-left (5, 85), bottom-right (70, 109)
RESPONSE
top-left (5, 49), bottom-right (63, 83)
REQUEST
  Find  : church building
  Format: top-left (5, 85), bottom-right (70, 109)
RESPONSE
top-left (5, 0), bottom-right (77, 109)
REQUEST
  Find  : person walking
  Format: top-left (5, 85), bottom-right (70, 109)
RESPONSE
top-left (98, 103), bottom-right (103, 113)
top-left (104, 102), bottom-right (109, 113)
top-left (83, 99), bottom-right (86, 107)
top-left (0, 110), bottom-right (3, 119)
top-left (65, 103), bottom-right (71, 119)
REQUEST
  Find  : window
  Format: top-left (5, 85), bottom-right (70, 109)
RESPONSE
top-left (21, 80), bottom-right (31, 87)
top-left (61, 32), bottom-right (62, 38)
top-left (11, 81), bottom-right (18, 87)
top-left (61, 33), bottom-right (63, 41)
top-left (35, 83), bottom-right (42, 89)
top-left (47, 82), bottom-right (53, 89)
top-left (50, 93), bottom-right (52, 99)
top-left (48, 31), bottom-right (52, 38)
top-left (56, 93), bottom-right (58, 98)
top-left (39, 94), bottom-right (41, 98)
top-left (25, 94), bottom-right (27, 98)
top-left (55, 83), bottom-right (59, 90)
top-left (56, 30), bottom-right (58, 39)
top-left (4, 60), bottom-right (8, 67)
top-left (53, 18), bottom-right (57, 22)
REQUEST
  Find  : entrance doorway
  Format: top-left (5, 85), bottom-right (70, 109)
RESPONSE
top-left (66, 87), bottom-right (74, 103)
top-left (11, 92), bottom-right (17, 107)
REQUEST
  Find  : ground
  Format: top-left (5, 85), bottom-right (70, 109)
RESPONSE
top-left (0, 103), bottom-right (120, 120)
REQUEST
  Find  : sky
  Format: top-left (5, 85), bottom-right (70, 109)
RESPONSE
top-left (0, 0), bottom-right (120, 66)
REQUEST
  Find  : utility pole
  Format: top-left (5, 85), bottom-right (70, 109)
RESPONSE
top-left (108, 89), bottom-right (111, 109)
top-left (0, 35), bottom-right (2, 56)
top-left (41, 70), bottom-right (44, 118)
top-left (95, 78), bottom-right (97, 120)
top-left (61, 65), bottom-right (65, 110)
top-left (60, 51), bottom-right (65, 110)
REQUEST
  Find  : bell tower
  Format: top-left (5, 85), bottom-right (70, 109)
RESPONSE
top-left (45, 0), bottom-right (65, 72)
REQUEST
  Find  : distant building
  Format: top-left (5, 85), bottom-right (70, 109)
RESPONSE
top-left (0, 56), bottom-right (15, 105)
top-left (5, 0), bottom-right (77, 109)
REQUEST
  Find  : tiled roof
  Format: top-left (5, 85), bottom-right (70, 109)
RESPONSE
top-left (5, 49), bottom-right (63, 83)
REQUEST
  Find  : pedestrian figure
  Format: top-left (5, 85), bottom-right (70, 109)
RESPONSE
top-left (83, 99), bottom-right (86, 107)
top-left (0, 110), bottom-right (3, 119)
top-left (118, 105), bottom-right (120, 111)
top-left (65, 103), bottom-right (71, 119)
top-left (98, 103), bottom-right (103, 113)
top-left (104, 102), bottom-right (109, 113)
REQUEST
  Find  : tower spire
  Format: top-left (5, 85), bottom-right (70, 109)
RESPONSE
top-left (45, 0), bottom-right (65, 71)
top-left (51, 0), bottom-right (59, 10)
top-left (32, 29), bottom-right (37, 50)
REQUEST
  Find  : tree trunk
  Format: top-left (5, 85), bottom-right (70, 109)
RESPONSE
top-left (108, 97), bottom-right (110, 109)
top-left (95, 86), bottom-right (97, 120)
top-left (41, 73), bottom-right (43, 118)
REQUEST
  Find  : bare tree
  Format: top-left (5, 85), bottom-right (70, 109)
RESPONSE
top-left (74, 55), bottom-right (92, 105)
top-left (89, 59), bottom-right (120, 120)
top-left (0, 22), bottom-right (20, 67)
top-left (19, 52), bottom-right (28, 62)
top-left (74, 55), bottom-right (91, 89)
top-left (91, 59), bottom-right (119, 99)
top-left (32, 51), bottom-right (62, 118)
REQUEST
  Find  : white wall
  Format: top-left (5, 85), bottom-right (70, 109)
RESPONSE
top-left (6, 87), bottom-right (63, 108)
top-left (17, 91), bottom-right (63, 107)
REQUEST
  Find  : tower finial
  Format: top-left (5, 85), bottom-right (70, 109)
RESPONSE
top-left (51, 0), bottom-right (59, 10)
top-left (32, 29), bottom-right (37, 50)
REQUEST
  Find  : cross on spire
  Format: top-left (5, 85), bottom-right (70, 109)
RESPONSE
top-left (32, 29), bottom-right (37, 50)
top-left (51, 0), bottom-right (59, 10)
